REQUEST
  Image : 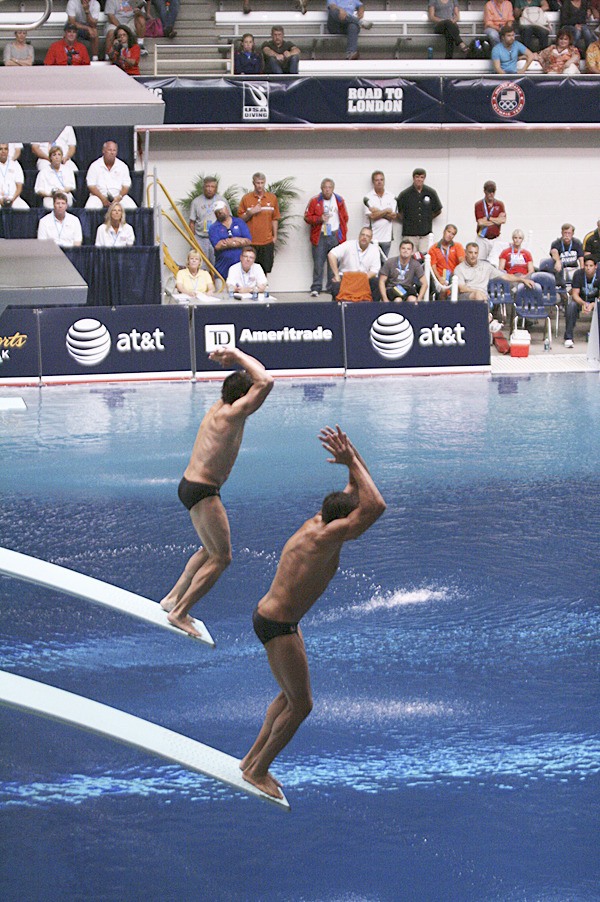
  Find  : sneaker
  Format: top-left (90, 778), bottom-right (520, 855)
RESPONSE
top-left (139, 45), bottom-right (149, 56)
top-left (296, 0), bottom-right (307, 12)
top-left (564, 338), bottom-right (574, 348)
top-left (310, 290), bottom-right (319, 297)
top-left (360, 18), bottom-right (373, 29)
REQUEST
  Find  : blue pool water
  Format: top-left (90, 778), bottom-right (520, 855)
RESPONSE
top-left (0, 374), bottom-right (599, 901)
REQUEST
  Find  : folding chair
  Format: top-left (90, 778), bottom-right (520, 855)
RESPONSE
top-left (531, 271), bottom-right (560, 336)
top-left (513, 282), bottom-right (554, 345)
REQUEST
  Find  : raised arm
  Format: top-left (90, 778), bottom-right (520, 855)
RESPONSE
top-left (318, 425), bottom-right (386, 540)
top-left (209, 347), bottom-right (274, 414)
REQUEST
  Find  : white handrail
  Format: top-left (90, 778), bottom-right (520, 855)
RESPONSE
top-left (0, 0), bottom-right (53, 31)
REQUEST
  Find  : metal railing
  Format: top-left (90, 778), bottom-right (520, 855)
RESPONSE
top-left (0, 0), bottom-right (53, 31)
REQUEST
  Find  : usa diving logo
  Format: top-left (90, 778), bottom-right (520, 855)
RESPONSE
top-left (369, 311), bottom-right (414, 360)
top-left (243, 82), bottom-right (269, 121)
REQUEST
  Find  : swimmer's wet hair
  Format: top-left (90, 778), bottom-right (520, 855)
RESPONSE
top-left (222, 371), bottom-right (253, 404)
top-left (321, 491), bottom-right (357, 524)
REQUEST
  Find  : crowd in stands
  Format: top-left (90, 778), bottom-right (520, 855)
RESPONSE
top-left (177, 167), bottom-right (599, 345)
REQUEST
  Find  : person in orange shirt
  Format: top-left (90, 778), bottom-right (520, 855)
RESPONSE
top-left (237, 172), bottom-right (281, 274)
top-left (484, 0), bottom-right (515, 45)
top-left (428, 224), bottom-right (465, 298)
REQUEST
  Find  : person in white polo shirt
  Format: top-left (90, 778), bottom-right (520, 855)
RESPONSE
top-left (327, 226), bottom-right (382, 301)
top-left (363, 170), bottom-right (397, 258)
top-left (34, 146), bottom-right (76, 208)
top-left (95, 200), bottom-right (136, 247)
top-left (226, 246), bottom-right (268, 294)
top-left (85, 140), bottom-right (137, 209)
top-left (37, 192), bottom-right (83, 247)
top-left (0, 142), bottom-right (29, 209)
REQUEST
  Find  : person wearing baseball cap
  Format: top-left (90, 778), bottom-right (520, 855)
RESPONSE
top-left (208, 201), bottom-right (252, 280)
top-left (44, 22), bottom-right (91, 65)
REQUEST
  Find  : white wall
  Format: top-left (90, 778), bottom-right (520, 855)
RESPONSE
top-left (145, 128), bottom-right (600, 292)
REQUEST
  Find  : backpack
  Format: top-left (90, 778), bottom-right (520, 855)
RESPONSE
top-left (466, 38), bottom-right (492, 59)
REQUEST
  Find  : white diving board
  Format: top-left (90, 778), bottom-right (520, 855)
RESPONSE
top-left (0, 546), bottom-right (215, 648)
top-left (0, 671), bottom-right (290, 810)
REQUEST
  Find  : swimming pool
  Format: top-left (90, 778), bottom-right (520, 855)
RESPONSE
top-left (1, 374), bottom-right (599, 901)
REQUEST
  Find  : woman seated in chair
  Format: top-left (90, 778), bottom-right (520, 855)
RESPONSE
top-left (175, 249), bottom-right (216, 299)
top-left (95, 201), bottom-right (136, 247)
top-left (35, 146), bottom-right (76, 209)
top-left (234, 33), bottom-right (263, 74)
top-left (538, 28), bottom-right (581, 72)
top-left (107, 25), bottom-right (141, 76)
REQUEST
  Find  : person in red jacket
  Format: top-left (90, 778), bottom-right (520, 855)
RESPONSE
top-left (107, 24), bottom-right (141, 75)
top-left (44, 23), bottom-right (90, 66)
top-left (304, 178), bottom-right (349, 297)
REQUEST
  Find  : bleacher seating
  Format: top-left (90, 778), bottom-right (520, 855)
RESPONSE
top-left (0, 207), bottom-right (154, 245)
top-left (20, 170), bottom-right (145, 211)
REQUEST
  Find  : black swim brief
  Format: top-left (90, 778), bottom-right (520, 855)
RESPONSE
top-left (252, 607), bottom-right (299, 645)
top-left (178, 476), bottom-right (220, 511)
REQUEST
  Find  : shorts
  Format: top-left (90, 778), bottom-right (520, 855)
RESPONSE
top-left (178, 476), bottom-right (220, 511)
top-left (252, 607), bottom-right (299, 645)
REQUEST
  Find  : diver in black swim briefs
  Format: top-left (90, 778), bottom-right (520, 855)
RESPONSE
top-left (252, 607), bottom-right (298, 645)
top-left (159, 348), bottom-right (274, 638)
top-left (177, 476), bottom-right (220, 512)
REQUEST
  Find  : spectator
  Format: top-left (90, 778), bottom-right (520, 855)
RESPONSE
top-left (3, 29), bottom-right (34, 66)
top-left (327, 227), bottom-right (382, 302)
top-left (379, 240), bottom-right (428, 303)
top-left (66, 0), bottom-right (101, 61)
top-left (0, 143), bottom-right (28, 209)
top-left (208, 201), bottom-right (252, 280)
top-left (189, 176), bottom-right (227, 268)
top-left (237, 172), bottom-right (281, 274)
top-left (44, 23), bottom-right (91, 66)
top-left (32, 127), bottom-right (77, 172)
top-left (105, 0), bottom-right (147, 57)
top-left (564, 257), bottom-right (599, 347)
top-left (262, 26), bottom-right (300, 74)
top-left (95, 201), bottom-right (136, 246)
top-left (85, 140), bottom-right (137, 209)
top-left (37, 192), bottom-right (83, 247)
top-left (499, 230), bottom-right (535, 276)
top-left (583, 219), bottom-right (600, 263)
top-left (538, 27), bottom-right (582, 71)
top-left (483, 0), bottom-right (515, 45)
top-left (326, 0), bottom-right (372, 61)
top-left (226, 246), bottom-right (268, 294)
top-left (514, 0), bottom-right (550, 51)
top-left (549, 222), bottom-right (584, 287)
top-left (234, 34), bottom-right (263, 74)
top-left (363, 170), bottom-right (396, 258)
top-left (428, 224), bottom-right (465, 297)
top-left (108, 24), bottom-right (141, 74)
top-left (428, 0), bottom-right (468, 59)
top-left (152, 0), bottom-right (179, 38)
top-left (396, 167), bottom-right (443, 256)
top-left (560, 0), bottom-right (594, 54)
top-left (35, 146), bottom-right (77, 209)
top-left (454, 242), bottom-right (534, 301)
top-left (475, 180), bottom-right (506, 265)
top-left (492, 23), bottom-right (535, 72)
top-left (304, 177), bottom-right (349, 297)
top-left (175, 249), bottom-right (215, 298)
top-left (586, 35), bottom-right (600, 71)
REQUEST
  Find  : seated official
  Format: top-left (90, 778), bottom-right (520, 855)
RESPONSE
top-left (35, 146), bottom-right (77, 209)
top-left (328, 227), bottom-right (382, 302)
top-left (454, 242), bottom-right (534, 301)
top-left (428, 224), bottom-right (465, 297)
top-left (175, 249), bottom-right (216, 298)
top-left (564, 257), bottom-right (599, 347)
top-left (379, 239), bottom-right (428, 303)
top-left (549, 222), bottom-right (584, 287)
top-left (0, 142), bottom-right (29, 209)
top-left (226, 246), bottom-right (268, 294)
top-left (32, 126), bottom-right (78, 173)
top-left (498, 229), bottom-right (535, 276)
top-left (37, 192), bottom-right (83, 247)
top-left (85, 140), bottom-right (137, 210)
top-left (95, 201), bottom-right (136, 247)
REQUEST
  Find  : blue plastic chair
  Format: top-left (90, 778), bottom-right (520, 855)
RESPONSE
top-left (513, 282), bottom-right (555, 345)
top-left (531, 271), bottom-right (560, 336)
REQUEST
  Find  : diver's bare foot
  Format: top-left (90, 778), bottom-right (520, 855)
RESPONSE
top-left (167, 611), bottom-right (202, 638)
top-left (242, 769), bottom-right (283, 799)
top-left (160, 597), bottom-right (176, 612)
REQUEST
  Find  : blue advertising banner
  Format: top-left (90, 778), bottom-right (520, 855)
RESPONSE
top-left (343, 301), bottom-right (490, 372)
top-left (39, 306), bottom-right (191, 378)
top-left (0, 309), bottom-right (40, 381)
top-left (192, 302), bottom-right (345, 373)
top-left (443, 77), bottom-right (600, 124)
top-left (138, 76), bottom-right (443, 125)
top-left (139, 76), bottom-right (600, 127)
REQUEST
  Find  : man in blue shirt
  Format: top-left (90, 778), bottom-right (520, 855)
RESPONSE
top-left (326, 0), bottom-right (372, 60)
top-left (492, 23), bottom-right (535, 73)
top-left (208, 201), bottom-right (252, 280)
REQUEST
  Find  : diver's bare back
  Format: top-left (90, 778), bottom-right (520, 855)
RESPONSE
top-left (184, 401), bottom-right (246, 487)
top-left (258, 516), bottom-right (343, 623)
